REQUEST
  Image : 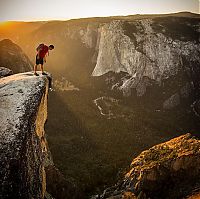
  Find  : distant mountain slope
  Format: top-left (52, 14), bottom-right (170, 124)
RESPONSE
top-left (0, 21), bottom-right (45, 41)
top-left (0, 39), bottom-right (32, 73)
top-left (91, 17), bottom-right (200, 108)
top-left (0, 12), bottom-right (199, 83)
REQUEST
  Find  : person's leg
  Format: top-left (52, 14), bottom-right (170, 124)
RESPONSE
top-left (34, 64), bottom-right (39, 76)
top-left (34, 64), bottom-right (37, 73)
top-left (41, 64), bottom-right (44, 73)
top-left (40, 58), bottom-right (47, 75)
top-left (40, 57), bottom-right (46, 74)
top-left (34, 55), bottom-right (39, 75)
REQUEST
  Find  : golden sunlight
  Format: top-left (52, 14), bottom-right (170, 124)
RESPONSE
top-left (0, 21), bottom-right (14, 29)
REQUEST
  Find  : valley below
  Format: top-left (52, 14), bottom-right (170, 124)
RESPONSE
top-left (46, 85), bottom-right (200, 197)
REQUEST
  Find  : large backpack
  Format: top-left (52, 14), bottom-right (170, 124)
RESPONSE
top-left (36, 43), bottom-right (44, 52)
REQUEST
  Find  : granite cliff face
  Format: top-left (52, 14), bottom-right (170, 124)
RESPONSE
top-left (0, 72), bottom-right (49, 198)
top-left (0, 39), bottom-right (32, 73)
top-left (0, 72), bottom-right (82, 199)
top-left (92, 18), bottom-right (200, 99)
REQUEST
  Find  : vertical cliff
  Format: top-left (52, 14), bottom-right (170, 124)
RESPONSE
top-left (92, 18), bottom-right (200, 99)
top-left (0, 72), bottom-right (50, 199)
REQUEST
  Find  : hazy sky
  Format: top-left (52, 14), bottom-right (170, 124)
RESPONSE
top-left (0, 0), bottom-right (199, 21)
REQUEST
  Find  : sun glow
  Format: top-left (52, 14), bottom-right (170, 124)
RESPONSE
top-left (0, 0), bottom-right (199, 22)
top-left (0, 21), bottom-right (15, 32)
top-left (0, 21), bottom-right (12, 26)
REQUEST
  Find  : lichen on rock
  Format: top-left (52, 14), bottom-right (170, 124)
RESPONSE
top-left (101, 134), bottom-right (200, 199)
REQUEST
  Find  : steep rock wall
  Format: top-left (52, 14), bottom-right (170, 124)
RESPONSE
top-left (92, 18), bottom-right (200, 98)
top-left (0, 72), bottom-right (49, 199)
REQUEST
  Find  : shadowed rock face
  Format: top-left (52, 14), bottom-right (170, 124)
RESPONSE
top-left (186, 192), bottom-right (200, 199)
top-left (101, 134), bottom-right (200, 199)
top-left (0, 72), bottom-right (49, 199)
top-left (45, 164), bottom-right (83, 199)
top-left (0, 67), bottom-right (13, 78)
top-left (0, 39), bottom-right (32, 73)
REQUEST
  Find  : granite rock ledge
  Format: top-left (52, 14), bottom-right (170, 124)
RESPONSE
top-left (0, 72), bottom-right (50, 199)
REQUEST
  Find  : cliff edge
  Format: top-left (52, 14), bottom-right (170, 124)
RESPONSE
top-left (0, 72), bottom-right (50, 199)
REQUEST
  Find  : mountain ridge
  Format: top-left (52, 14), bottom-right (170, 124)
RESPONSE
top-left (0, 39), bottom-right (32, 73)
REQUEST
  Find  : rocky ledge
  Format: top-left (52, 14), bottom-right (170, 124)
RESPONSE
top-left (100, 134), bottom-right (200, 199)
top-left (0, 72), bottom-right (50, 199)
top-left (0, 67), bottom-right (13, 78)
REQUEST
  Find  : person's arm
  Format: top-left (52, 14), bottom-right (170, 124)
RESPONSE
top-left (44, 54), bottom-right (48, 62)
top-left (37, 48), bottom-right (43, 58)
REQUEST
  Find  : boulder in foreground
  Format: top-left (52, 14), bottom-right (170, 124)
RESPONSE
top-left (101, 134), bottom-right (200, 199)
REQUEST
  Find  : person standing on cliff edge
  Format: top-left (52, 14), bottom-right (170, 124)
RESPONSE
top-left (34, 44), bottom-right (54, 76)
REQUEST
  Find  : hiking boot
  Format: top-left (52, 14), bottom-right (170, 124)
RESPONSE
top-left (42, 72), bottom-right (47, 75)
top-left (34, 72), bottom-right (39, 76)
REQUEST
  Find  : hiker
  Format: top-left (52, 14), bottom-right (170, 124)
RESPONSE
top-left (34, 44), bottom-right (54, 76)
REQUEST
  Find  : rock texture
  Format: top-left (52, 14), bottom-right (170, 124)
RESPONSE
top-left (0, 39), bottom-right (32, 73)
top-left (93, 19), bottom-right (200, 78)
top-left (0, 72), bottom-right (82, 199)
top-left (0, 67), bottom-right (13, 78)
top-left (0, 72), bottom-right (49, 199)
top-left (100, 134), bottom-right (200, 199)
top-left (92, 18), bottom-right (200, 100)
top-left (186, 192), bottom-right (200, 199)
top-left (163, 93), bottom-right (181, 110)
